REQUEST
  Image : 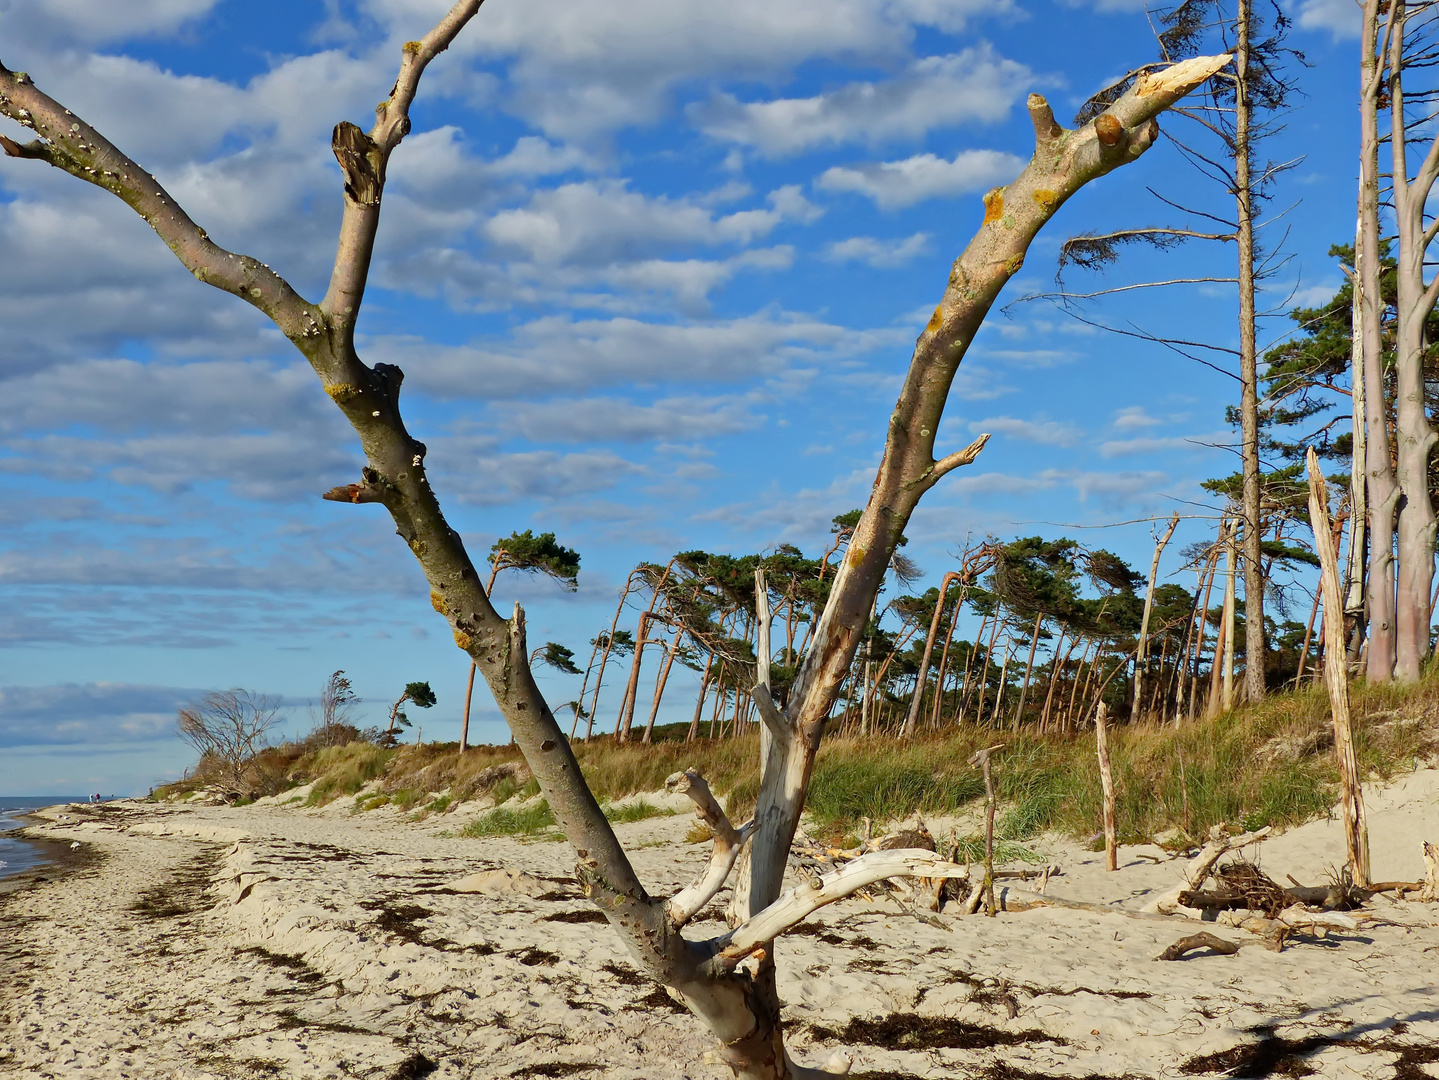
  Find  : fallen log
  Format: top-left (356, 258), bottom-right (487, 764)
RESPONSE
top-left (1155, 932), bottom-right (1240, 961)
top-left (1141, 826), bottom-right (1271, 914)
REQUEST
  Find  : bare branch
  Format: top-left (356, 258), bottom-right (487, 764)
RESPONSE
top-left (929, 433), bottom-right (991, 485)
top-left (710, 850), bottom-right (969, 966)
top-left (0, 65), bottom-right (317, 339)
top-left (665, 770), bottom-right (754, 927)
top-left (1026, 277), bottom-right (1239, 303)
top-left (321, 0), bottom-right (486, 337)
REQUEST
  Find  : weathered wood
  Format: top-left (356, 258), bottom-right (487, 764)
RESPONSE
top-left (665, 770), bottom-right (754, 927)
top-left (1141, 825), bottom-right (1271, 914)
top-left (1421, 840), bottom-right (1439, 901)
top-left (1155, 931), bottom-right (1240, 961)
top-left (1134, 513), bottom-right (1180, 716)
top-left (1095, 702), bottom-right (1118, 872)
top-left (969, 743), bottom-right (1004, 916)
top-left (1307, 447), bottom-right (1371, 887)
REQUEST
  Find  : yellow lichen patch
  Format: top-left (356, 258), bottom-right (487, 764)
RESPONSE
top-left (982, 189), bottom-right (1005, 224)
top-left (430, 590), bottom-right (448, 616)
top-left (323, 382), bottom-right (361, 401)
top-left (847, 545), bottom-right (867, 567)
top-left (1004, 252), bottom-right (1025, 275)
top-left (926, 305), bottom-right (945, 332)
top-left (1032, 189), bottom-right (1058, 210)
top-left (403, 40), bottom-right (423, 54)
top-left (453, 629), bottom-right (472, 651)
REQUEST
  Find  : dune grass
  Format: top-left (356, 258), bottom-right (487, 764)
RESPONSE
top-left (162, 670), bottom-right (1437, 849)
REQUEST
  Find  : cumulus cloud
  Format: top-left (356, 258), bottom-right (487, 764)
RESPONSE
top-left (0, 682), bottom-right (211, 747)
top-left (824, 233), bottom-right (931, 267)
top-left (0, 0), bottom-right (222, 47)
top-left (967, 415), bottom-right (1082, 447)
top-left (363, 0), bottom-right (1017, 140)
top-left (817, 149), bottom-right (1023, 209)
top-left (1111, 406), bottom-right (1163, 431)
top-left (1100, 432), bottom-right (1231, 458)
top-left (376, 313), bottom-right (900, 400)
top-left (695, 47), bottom-right (1032, 156)
top-left (1296, 0), bottom-right (1360, 37)
top-left (482, 180), bottom-right (818, 265)
top-left (498, 396), bottom-right (760, 443)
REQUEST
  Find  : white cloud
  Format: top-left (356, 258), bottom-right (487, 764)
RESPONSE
top-left (1100, 432), bottom-right (1231, 458)
top-left (482, 180), bottom-right (815, 265)
top-left (366, 0), bottom-right (1017, 140)
top-left (825, 233), bottom-right (931, 267)
top-left (967, 415), bottom-right (1082, 447)
top-left (1296, 0), bottom-right (1360, 37)
top-left (1111, 406), bottom-right (1162, 431)
top-left (377, 313), bottom-right (898, 400)
top-left (695, 47), bottom-right (1032, 156)
top-left (0, 682), bottom-right (209, 747)
top-left (0, 0), bottom-right (222, 46)
top-left (498, 396), bottom-right (760, 443)
top-left (818, 149), bottom-right (1023, 209)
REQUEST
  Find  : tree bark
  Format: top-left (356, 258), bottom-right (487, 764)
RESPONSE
top-left (1133, 512), bottom-right (1180, 717)
top-left (928, 585), bottom-right (966, 729)
top-left (0, 39), bottom-right (1228, 1076)
top-left (1307, 449), bottom-right (1372, 886)
top-left (1361, 0), bottom-right (1400, 682)
top-left (1095, 702), bottom-right (1118, 873)
top-left (1012, 611), bottom-right (1045, 728)
top-left (1386, 2), bottom-right (1439, 683)
top-left (642, 627), bottom-right (681, 744)
top-left (1235, 0), bottom-right (1267, 705)
top-left (459, 661), bottom-right (475, 752)
top-left (900, 571), bottom-right (959, 737)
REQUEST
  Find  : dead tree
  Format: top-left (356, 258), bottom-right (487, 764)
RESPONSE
top-left (0, 16), bottom-right (1228, 1075)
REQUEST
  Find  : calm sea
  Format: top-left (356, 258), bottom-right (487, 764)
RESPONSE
top-left (0, 796), bottom-right (87, 882)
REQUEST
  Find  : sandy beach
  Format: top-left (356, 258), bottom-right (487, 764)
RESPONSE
top-left (3, 770), bottom-right (1438, 1080)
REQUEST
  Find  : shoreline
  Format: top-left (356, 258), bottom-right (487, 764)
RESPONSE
top-left (2, 780), bottom-right (1438, 1078)
top-left (0, 806), bottom-right (97, 899)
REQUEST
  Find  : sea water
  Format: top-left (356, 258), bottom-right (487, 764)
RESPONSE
top-left (0, 796), bottom-right (87, 882)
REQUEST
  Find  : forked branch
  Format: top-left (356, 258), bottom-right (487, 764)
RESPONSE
top-left (665, 770), bottom-right (754, 927)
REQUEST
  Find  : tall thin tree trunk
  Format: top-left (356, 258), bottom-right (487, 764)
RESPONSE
top-left (957, 611), bottom-right (991, 724)
top-left (901, 571), bottom-right (960, 737)
top-left (1188, 542), bottom-right (1222, 724)
top-left (1295, 580), bottom-right (1322, 689)
top-left (1221, 522), bottom-right (1238, 711)
top-left (1038, 628), bottom-right (1070, 733)
top-left (459, 661), bottom-right (475, 752)
top-left (929, 588), bottom-right (966, 728)
top-left (1362, 0), bottom-right (1399, 682)
top-left (1307, 449), bottom-right (1372, 885)
top-left (989, 639), bottom-right (1013, 728)
top-left (688, 653), bottom-right (715, 742)
top-left (642, 629), bottom-right (681, 744)
top-left (1236, 0), bottom-right (1267, 704)
top-left (1134, 512), bottom-right (1180, 717)
top-left (1387, 3), bottom-right (1439, 683)
top-left (1013, 612), bottom-right (1044, 728)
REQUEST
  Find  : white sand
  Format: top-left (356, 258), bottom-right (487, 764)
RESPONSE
top-left (2, 771), bottom-right (1438, 1080)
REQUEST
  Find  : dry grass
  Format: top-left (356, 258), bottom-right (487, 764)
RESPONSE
top-left (160, 673), bottom-right (1439, 847)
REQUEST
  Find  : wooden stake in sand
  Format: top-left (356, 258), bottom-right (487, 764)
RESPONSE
top-left (969, 743), bottom-right (1004, 917)
top-left (1095, 702), bottom-right (1117, 872)
top-left (1306, 447), bottom-right (1371, 887)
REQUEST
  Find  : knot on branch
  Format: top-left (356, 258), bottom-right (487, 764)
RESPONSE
top-left (332, 121), bottom-right (384, 207)
top-left (321, 465), bottom-right (388, 504)
top-left (373, 362), bottom-right (404, 404)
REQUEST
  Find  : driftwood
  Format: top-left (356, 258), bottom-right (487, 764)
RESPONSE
top-left (1422, 841), bottom-right (1439, 901)
top-left (1155, 932), bottom-right (1240, 961)
top-left (969, 744), bottom-right (1005, 916)
top-left (1141, 825), bottom-right (1271, 914)
top-left (1094, 703), bottom-right (1118, 872)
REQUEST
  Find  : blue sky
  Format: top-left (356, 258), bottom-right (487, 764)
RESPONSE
top-left (0, 0), bottom-right (1357, 794)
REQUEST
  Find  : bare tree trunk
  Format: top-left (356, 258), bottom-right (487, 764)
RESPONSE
top-left (1361, 0), bottom-right (1400, 682)
top-left (1216, 521), bottom-right (1238, 713)
top-left (1038, 628), bottom-right (1070, 733)
top-left (688, 654), bottom-right (716, 742)
top-left (1307, 450), bottom-right (1372, 885)
top-left (0, 38), bottom-right (1227, 1074)
top-left (1013, 612), bottom-right (1045, 728)
top-left (642, 628), bottom-right (681, 744)
top-left (974, 614), bottom-right (1002, 728)
top-left (586, 574), bottom-right (640, 740)
top-left (1188, 542), bottom-right (1222, 723)
top-left (957, 610), bottom-right (991, 724)
top-left (1235, 0), bottom-right (1267, 705)
top-left (1386, 3), bottom-right (1439, 683)
top-left (1067, 640), bottom-right (1094, 733)
top-left (1294, 581), bottom-right (1322, 689)
top-left (617, 611), bottom-right (653, 742)
top-left (1095, 702), bottom-right (1118, 872)
top-left (929, 587), bottom-right (966, 729)
top-left (459, 660), bottom-right (475, 752)
top-left (901, 571), bottom-right (960, 737)
top-left (1134, 513), bottom-right (1180, 717)
top-left (989, 639), bottom-right (1013, 729)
